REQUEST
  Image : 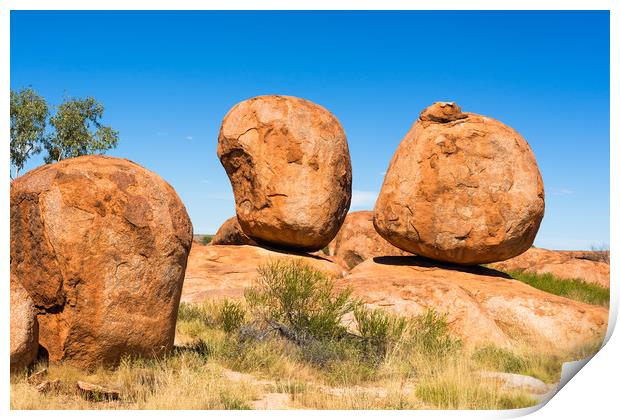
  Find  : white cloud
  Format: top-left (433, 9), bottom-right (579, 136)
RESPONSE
top-left (199, 179), bottom-right (210, 184)
top-left (204, 192), bottom-right (234, 201)
top-left (551, 188), bottom-right (575, 196)
top-left (185, 135), bottom-right (193, 140)
top-left (350, 190), bottom-right (378, 210)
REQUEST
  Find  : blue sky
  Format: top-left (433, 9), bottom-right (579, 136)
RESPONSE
top-left (10, 11), bottom-right (609, 250)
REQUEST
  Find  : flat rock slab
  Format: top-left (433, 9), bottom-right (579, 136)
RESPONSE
top-left (477, 371), bottom-right (553, 395)
top-left (181, 244), bottom-right (347, 303)
top-left (76, 381), bottom-right (120, 401)
top-left (337, 256), bottom-right (608, 351)
top-left (490, 247), bottom-right (610, 288)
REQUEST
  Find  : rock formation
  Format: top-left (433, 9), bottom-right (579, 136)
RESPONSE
top-left (327, 211), bottom-right (410, 269)
top-left (10, 155), bottom-right (193, 368)
top-left (211, 216), bottom-right (257, 246)
top-left (490, 247), bottom-right (610, 288)
top-left (338, 256), bottom-right (607, 351)
top-left (10, 281), bottom-right (39, 373)
top-left (374, 102), bottom-right (545, 265)
top-left (217, 95), bottom-right (352, 252)
top-left (181, 244), bottom-right (346, 303)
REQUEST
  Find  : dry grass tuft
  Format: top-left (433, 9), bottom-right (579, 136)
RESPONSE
top-left (11, 260), bottom-right (604, 410)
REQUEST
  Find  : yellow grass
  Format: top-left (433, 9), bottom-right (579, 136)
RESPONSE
top-left (11, 261), bottom-right (605, 410)
top-left (11, 299), bottom-right (603, 410)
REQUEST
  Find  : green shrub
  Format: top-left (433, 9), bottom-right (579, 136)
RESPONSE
top-left (245, 259), bottom-right (359, 341)
top-left (408, 309), bottom-right (461, 357)
top-left (471, 344), bottom-right (565, 384)
top-left (354, 306), bottom-right (407, 361)
top-left (472, 346), bottom-right (527, 373)
top-left (217, 300), bottom-right (246, 333)
top-left (177, 302), bottom-right (213, 326)
top-left (202, 235), bottom-right (214, 245)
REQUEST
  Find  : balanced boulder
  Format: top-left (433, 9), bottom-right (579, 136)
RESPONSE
top-left (10, 155), bottom-right (193, 368)
top-left (211, 216), bottom-right (257, 246)
top-left (10, 281), bottom-right (39, 373)
top-left (327, 211), bottom-right (410, 269)
top-left (374, 102), bottom-right (544, 265)
top-left (217, 95), bottom-right (352, 252)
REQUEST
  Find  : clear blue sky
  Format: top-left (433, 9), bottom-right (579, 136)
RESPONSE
top-left (10, 11), bottom-right (609, 250)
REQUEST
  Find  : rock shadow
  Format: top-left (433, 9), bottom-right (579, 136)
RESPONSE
top-left (253, 243), bottom-right (333, 263)
top-left (372, 255), bottom-right (512, 279)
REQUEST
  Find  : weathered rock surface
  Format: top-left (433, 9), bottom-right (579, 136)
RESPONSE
top-left (10, 155), bottom-right (193, 368)
top-left (217, 95), bottom-right (352, 252)
top-left (327, 211), bottom-right (410, 269)
top-left (10, 281), bottom-right (39, 373)
top-left (490, 247), bottom-right (610, 288)
top-left (374, 102), bottom-right (545, 265)
top-left (559, 250), bottom-right (609, 264)
top-left (477, 371), bottom-right (553, 395)
top-left (181, 244), bottom-right (347, 303)
top-left (210, 216), bottom-right (257, 246)
top-left (337, 257), bottom-right (607, 351)
top-left (76, 381), bottom-right (121, 401)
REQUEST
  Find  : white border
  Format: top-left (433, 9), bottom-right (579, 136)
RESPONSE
top-left (0, 0), bottom-right (615, 10)
top-left (2, 2), bottom-right (616, 419)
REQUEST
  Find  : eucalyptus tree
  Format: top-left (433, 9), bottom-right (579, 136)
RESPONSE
top-left (10, 87), bottom-right (49, 178)
top-left (45, 96), bottom-right (119, 163)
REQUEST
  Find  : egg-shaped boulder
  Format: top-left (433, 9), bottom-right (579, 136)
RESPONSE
top-left (217, 95), bottom-right (352, 252)
top-left (10, 155), bottom-right (193, 368)
top-left (374, 102), bottom-right (544, 265)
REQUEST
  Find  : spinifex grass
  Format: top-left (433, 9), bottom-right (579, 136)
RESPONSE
top-left (507, 270), bottom-right (610, 307)
top-left (11, 260), bottom-right (604, 410)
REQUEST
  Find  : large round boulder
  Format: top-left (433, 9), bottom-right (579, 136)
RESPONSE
top-left (10, 155), bottom-right (193, 368)
top-left (374, 102), bottom-right (545, 265)
top-left (211, 216), bottom-right (257, 246)
top-left (10, 281), bottom-right (39, 374)
top-left (217, 95), bottom-right (352, 252)
top-left (327, 211), bottom-right (410, 269)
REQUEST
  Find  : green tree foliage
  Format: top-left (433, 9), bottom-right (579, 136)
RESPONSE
top-left (10, 87), bottom-right (49, 178)
top-left (45, 97), bottom-right (119, 163)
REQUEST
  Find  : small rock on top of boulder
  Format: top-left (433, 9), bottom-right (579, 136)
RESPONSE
top-left (10, 155), bottom-right (193, 369)
top-left (10, 281), bottom-right (39, 374)
top-left (338, 256), bottom-right (607, 351)
top-left (217, 95), bottom-right (352, 252)
top-left (211, 216), bottom-right (257, 246)
top-left (327, 211), bottom-right (410, 269)
top-left (374, 101), bottom-right (545, 265)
